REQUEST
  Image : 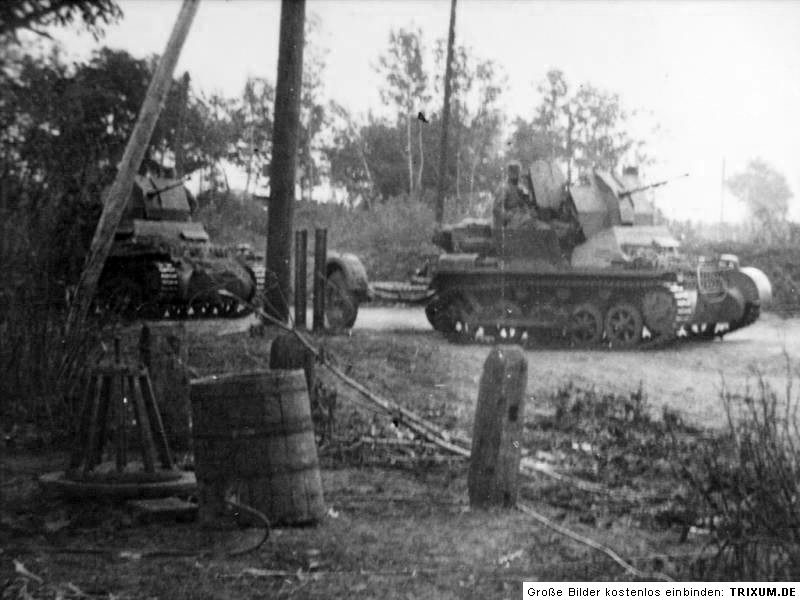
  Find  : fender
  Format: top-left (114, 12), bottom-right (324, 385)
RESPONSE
top-left (326, 251), bottom-right (370, 302)
top-left (725, 266), bottom-right (772, 308)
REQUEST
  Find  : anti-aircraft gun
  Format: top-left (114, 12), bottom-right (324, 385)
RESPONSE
top-left (424, 161), bottom-right (772, 347)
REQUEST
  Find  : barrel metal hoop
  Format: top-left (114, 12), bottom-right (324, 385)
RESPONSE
top-left (194, 418), bottom-right (314, 440)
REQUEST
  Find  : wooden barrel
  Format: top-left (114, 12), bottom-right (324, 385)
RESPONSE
top-left (190, 369), bottom-right (325, 526)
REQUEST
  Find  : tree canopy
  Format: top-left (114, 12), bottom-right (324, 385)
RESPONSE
top-left (727, 158), bottom-right (793, 237)
top-left (0, 0), bottom-right (122, 40)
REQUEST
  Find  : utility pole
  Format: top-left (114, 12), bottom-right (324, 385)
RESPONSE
top-left (720, 157), bottom-right (726, 228)
top-left (435, 0), bottom-right (457, 226)
top-left (65, 0), bottom-right (200, 340)
top-left (265, 0), bottom-right (305, 322)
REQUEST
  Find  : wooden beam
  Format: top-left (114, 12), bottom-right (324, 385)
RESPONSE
top-left (64, 0), bottom-right (200, 340)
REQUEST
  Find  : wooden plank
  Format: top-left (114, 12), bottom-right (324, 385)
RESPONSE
top-left (131, 374), bottom-right (157, 473)
top-left (82, 374), bottom-right (106, 475)
top-left (294, 230), bottom-right (308, 329)
top-left (468, 346), bottom-right (528, 508)
top-left (140, 371), bottom-right (175, 469)
top-left (115, 373), bottom-right (127, 473)
top-left (312, 228), bottom-right (327, 331)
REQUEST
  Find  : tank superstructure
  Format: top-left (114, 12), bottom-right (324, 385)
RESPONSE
top-left (425, 162), bottom-right (771, 347)
top-left (96, 175), bottom-right (265, 319)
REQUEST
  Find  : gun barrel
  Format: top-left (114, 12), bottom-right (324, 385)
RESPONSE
top-left (619, 173), bottom-right (689, 198)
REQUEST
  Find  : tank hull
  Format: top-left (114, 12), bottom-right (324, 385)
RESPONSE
top-left (425, 257), bottom-right (769, 348)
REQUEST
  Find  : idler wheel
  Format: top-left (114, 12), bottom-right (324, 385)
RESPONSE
top-left (642, 289), bottom-right (678, 338)
top-left (569, 303), bottom-right (604, 347)
top-left (426, 292), bottom-right (472, 339)
top-left (605, 302), bottom-right (643, 349)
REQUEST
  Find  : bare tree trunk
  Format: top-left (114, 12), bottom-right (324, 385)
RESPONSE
top-left (406, 111), bottom-right (414, 195)
top-left (416, 119), bottom-right (424, 199)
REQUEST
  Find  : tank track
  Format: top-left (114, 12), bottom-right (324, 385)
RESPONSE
top-left (251, 263), bottom-right (267, 296)
top-left (427, 272), bottom-right (693, 350)
top-left (145, 261), bottom-right (253, 320)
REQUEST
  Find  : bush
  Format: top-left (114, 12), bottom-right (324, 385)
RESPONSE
top-left (0, 201), bottom-right (100, 438)
top-left (677, 375), bottom-right (800, 580)
top-left (196, 192), bottom-right (442, 282)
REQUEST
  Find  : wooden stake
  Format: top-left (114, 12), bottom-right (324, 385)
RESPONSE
top-left (312, 228), bottom-right (327, 331)
top-left (468, 346), bottom-right (527, 508)
top-left (64, 0), bottom-right (200, 340)
top-left (294, 230), bottom-right (308, 329)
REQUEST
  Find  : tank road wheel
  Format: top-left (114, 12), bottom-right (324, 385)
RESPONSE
top-left (604, 302), bottom-right (643, 349)
top-left (642, 289), bottom-right (678, 338)
top-left (569, 303), bottom-right (604, 347)
top-left (325, 269), bottom-right (358, 330)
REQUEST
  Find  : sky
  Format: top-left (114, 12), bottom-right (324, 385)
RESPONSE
top-left (48, 0), bottom-right (800, 223)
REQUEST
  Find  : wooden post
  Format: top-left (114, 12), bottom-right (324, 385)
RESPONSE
top-left (269, 332), bottom-right (315, 394)
top-left (468, 346), bottom-right (528, 508)
top-left (435, 0), bottom-right (457, 226)
top-left (312, 228), bottom-right (327, 332)
top-left (148, 326), bottom-right (191, 451)
top-left (265, 0), bottom-right (306, 323)
top-left (64, 0), bottom-right (200, 340)
top-left (294, 230), bottom-right (308, 330)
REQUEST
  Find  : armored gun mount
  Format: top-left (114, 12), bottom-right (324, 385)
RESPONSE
top-left (424, 162), bottom-right (771, 347)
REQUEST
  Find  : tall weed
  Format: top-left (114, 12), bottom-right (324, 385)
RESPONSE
top-left (678, 372), bottom-right (800, 579)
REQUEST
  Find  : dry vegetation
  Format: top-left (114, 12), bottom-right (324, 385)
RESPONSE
top-left (5, 324), bottom-right (800, 598)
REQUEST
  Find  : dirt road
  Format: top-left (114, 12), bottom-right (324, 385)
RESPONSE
top-left (172, 305), bottom-right (798, 428)
top-left (355, 307), bottom-right (800, 427)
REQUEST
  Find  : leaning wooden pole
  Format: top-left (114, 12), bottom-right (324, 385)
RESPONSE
top-left (266, 0), bottom-right (306, 322)
top-left (65, 0), bottom-right (200, 340)
top-left (434, 0), bottom-right (457, 226)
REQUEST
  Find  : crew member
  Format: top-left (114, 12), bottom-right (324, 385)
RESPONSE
top-left (493, 161), bottom-right (534, 231)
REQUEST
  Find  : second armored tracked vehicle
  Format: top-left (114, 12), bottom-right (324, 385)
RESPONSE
top-left (95, 175), bottom-right (266, 319)
top-left (424, 163), bottom-right (772, 348)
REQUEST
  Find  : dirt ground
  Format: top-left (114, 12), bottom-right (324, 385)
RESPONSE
top-left (351, 307), bottom-right (800, 428)
top-left (3, 310), bottom-right (796, 597)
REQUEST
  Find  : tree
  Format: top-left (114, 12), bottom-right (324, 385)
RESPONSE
top-left (234, 76), bottom-right (275, 195)
top-left (376, 27), bottom-right (429, 197)
top-left (298, 13), bottom-right (327, 202)
top-left (325, 102), bottom-right (376, 207)
top-left (727, 158), bottom-right (793, 239)
top-left (433, 41), bottom-right (506, 207)
top-left (510, 70), bottom-right (644, 183)
top-left (1, 0), bottom-right (122, 40)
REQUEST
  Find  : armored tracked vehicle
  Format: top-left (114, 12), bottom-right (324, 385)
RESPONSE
top-left (96, 175), bottom-right (266, 319)
top-left (424, 162), bottom-right (771, 348)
